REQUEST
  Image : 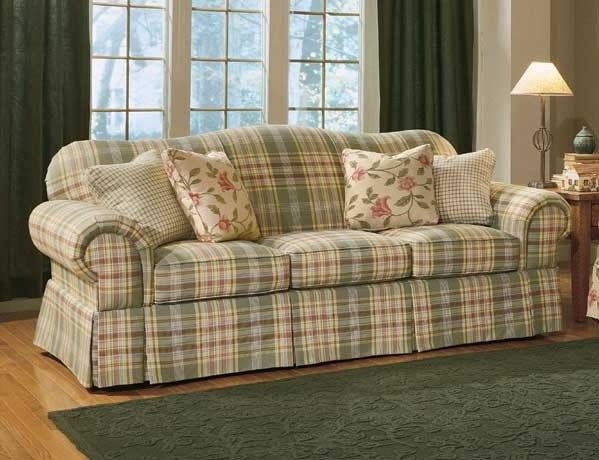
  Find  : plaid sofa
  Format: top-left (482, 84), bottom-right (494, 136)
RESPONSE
top-left (29, 126), bottom-right (570, 388)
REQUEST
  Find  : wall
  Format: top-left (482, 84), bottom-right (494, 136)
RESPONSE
top-left (550, 0), bottom-right (576, 174)
top-left (476, 0), bottom-right (552, 185)
top-left (550, 0), bottom-right (599, 174)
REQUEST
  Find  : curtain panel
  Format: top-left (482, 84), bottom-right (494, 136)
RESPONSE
top-left (0, 1), bottom-right (90, 301)
top-left (378, 0), bottom-right (474, 153)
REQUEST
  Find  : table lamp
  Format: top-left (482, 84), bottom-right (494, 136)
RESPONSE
top-left (511, 61), bottom-right (573, 188)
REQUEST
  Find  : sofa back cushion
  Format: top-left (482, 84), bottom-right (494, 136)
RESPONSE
top-left (46, 126), bottom-right (457, 236)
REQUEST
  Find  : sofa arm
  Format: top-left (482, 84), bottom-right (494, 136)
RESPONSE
top-left (30, 200), bottom-right (155, 307)
top-left (490, 183), bottom-right (570, 270)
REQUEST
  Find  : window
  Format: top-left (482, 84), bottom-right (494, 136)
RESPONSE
top-left (91, 0), bottom-right (372, 139)
top-left (288, 0), bottom-right (360, 131)
top-left (91, 0), bottom-right (167, 140)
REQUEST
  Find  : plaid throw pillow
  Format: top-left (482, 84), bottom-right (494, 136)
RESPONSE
top-left (85, 150), bottom-right (193, 248)
top-left (433, 148), bottom-right (496, 225)
top-left (162, 148), bottom-right (261, 243)
top-left (342, 144), bottom-right (439, 231)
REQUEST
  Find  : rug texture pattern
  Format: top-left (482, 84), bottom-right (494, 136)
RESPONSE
top-left (50, 340), bottom-right (599, 459)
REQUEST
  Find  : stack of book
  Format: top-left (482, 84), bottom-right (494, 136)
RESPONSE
top-left (553, 153), bottom-right (599, 191)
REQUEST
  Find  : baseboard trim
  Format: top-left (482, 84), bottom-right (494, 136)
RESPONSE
top-left (0, 298), bottom-right (42, 314)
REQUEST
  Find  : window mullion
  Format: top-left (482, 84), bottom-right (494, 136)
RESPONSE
top-left (266, 0), bottom-right (289, 124)
top-left (168, 0), bottom-right (192, 137)
top-left (361, 0), bottom-right (379, 133)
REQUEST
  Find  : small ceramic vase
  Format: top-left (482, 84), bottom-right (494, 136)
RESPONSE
top-left (574, 126), bottom-right (596, 154)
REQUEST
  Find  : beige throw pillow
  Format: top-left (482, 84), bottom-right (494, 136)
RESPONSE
top-left (433, 149), bottom-right (496, 225)
top-left (162, 148), bottom-right (261, 243)
top-left (342, 144), bottom-right (439, 231)
top-left (85, 150), bottom-right (193, 248)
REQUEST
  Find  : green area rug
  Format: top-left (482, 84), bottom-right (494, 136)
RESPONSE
top-left (50, 340), bottom-right (599, 459)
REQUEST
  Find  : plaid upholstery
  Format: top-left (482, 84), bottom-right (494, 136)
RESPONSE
top-left (30, 200), bottom-right (153, 308)
top-left (433, 149), bottom-right (496, 225)
top-left (86, 150), bottom-right (194, 247)
top-left (34, 280), bottom-right (96, 387)
top-left (153, 240), bottom-right (290, 303)
top-left (528, 268), bottom-right (562, 334)
top-left (85, 233), bottom-right (144, 310)
top-left (490, 183), bottom-right (570, 269)
top-left (144, 293), bottom-right (294, 384)
top-left (216, 126), bottom-right (344, 235)
top-left (327, 129), bottom-right (458, 157)
top-left (410, 271), bottom-right (537, 351)
top-left (33, 127), bottom-right (569, 388)
top-left (46, 127), bottom-right (458, 236)
top-left (92, 308), bottom-right (146, 388)
top-left (381, 224), bottom-right (520, 278)
top-left (289, 281), bottom-right (415, 366)
top-left (259, 230), bottom-right (411, 288)
top-left (51, 261), bottom-right (97, 308)
top-left (45, 133), bottom-right (224, 202)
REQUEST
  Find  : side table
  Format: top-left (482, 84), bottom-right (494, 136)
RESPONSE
top-left (556, 189), bottom-right (599, 322)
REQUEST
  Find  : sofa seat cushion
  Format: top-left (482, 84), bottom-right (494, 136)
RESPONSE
top-left (153, 240), bottom-right (290, 303)
top-left (258, 230), bottom-right (411, 289)
top-left (381, 224), bottom-right (519, 278)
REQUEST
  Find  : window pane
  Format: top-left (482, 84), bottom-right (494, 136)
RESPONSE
top-left (228, 13), bottom-right (262, 60)
top-left (326, 15), bottom-right (359, 61)
top-left (290, 0), bottom-right (324, 12)
top-left (325, 110), bottom-right (358, 132)
top-left (192, 0), bottom-right (225, 8)
top-left (130, 8), bottom-right (164, 57)
top-left (288, 110), bottom-right (322, 128)
top-left (91, 112), bottom-right (126, 139)
top-left (191, 61), bottom-right (225, 109)
top-left (128, 111), bottom-right (163, 139)
top-left (289, 62), bottom-right (322, 108)
top-left (191, 111), bottom-right (225, 134)
top-left (325, 63), bottom-right (359, 108)
top-left (327, 0), bottom-right (359, 13)
top-left (191, 11), bottom-right (225, 58)
top-left (92, 58), bottom-right (126, 109)
top-left (130, 0), bottom-right (165, 6)
top-left (130, 60), bottom-right (164, 109)
top-left (289, 14), bottom-right (323, 60)
top-left (228, 62), bottom-right (263, 108)
top-left (227, 111), bottom-right (262, 128)
top-left (92, 5), bottom-right (127, 57)
top-left (229, 0), bottom-right (262, 10)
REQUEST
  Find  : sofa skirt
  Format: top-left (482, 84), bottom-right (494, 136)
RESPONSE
top-left (34, 268), bottom-right (562, 388)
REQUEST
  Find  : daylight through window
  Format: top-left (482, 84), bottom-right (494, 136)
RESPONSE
top-left (91, 0), bottom-right (167, 140)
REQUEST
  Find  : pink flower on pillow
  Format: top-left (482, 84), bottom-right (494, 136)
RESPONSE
top-left (398, 176), bottom-right (417, 191)
top-left (198, 233), bottom-right (214, 243)
top-left (188, 191), bottom-right (202, 206)
top-left (217, 171), bottom-right (236, 192)
top-left (351, 168), bottom-right (366, 182)
top-left (370, 196), bottom-right (392, 218)
top-left (590, 289), bottom-right (598, 304)
top-left (164, 163), bottom-right (175, 179)
top-left (218, 215), bottom-right (232, 232)
top-left (417, 154), bottom-right (431, 166)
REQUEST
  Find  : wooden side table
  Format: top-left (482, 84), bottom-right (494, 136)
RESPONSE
top-left (556, 189), bottom-right (599, 322)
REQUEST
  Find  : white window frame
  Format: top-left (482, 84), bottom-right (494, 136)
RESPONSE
top-left (92, 0), bottom-right (378, 139)
top-left (90, 0), bottom-right (170, 139)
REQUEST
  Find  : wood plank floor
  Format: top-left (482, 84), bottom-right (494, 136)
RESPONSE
top-left (1, 266), bottom-right (598, 459)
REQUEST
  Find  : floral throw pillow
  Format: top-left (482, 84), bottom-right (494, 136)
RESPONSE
top-left (162, 148), bottom-right (261, 242)
top-left (342, 144), bottom-right (439, 231)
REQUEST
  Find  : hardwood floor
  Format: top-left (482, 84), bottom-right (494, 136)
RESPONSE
top-left (0, 266), bottom-right (598, 459)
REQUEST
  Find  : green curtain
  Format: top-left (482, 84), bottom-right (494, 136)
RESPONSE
top-left (378, 0), bottom-right (474, 153)
top-left (0, 1), bottom-right (90, 301)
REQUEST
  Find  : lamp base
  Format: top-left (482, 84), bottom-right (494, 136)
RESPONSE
top-left (528, 180), bottom-right (556, 189)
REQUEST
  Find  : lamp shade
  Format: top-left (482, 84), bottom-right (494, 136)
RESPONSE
top-left (511, 61), bottom-right (573, 96)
